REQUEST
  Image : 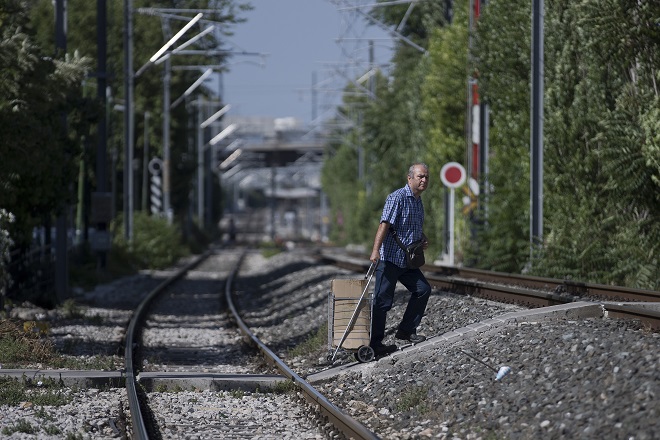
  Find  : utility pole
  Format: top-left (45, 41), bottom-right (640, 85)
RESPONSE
top-left (55, 0), bottom-right (69, 302)
top-left (123, 0), bottom-right (134, 242)
top-left (163, 56), bottom-right (172, 222)
top-left (530, 0), bottom-right (544, 254)
top-left (93, 0), bottom-right (112, 269)
top-left (96, 0), bottom-right (107, 194)
top-left (141, 111), bottom-right (150, 211)
top-left (131, 8), bottom-right (261, 228)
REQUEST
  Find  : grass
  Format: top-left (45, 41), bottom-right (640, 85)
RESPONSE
top-left (0, 319), bottom-right (55, 365)
top-left (396, 386), bottom-right (429, 414)
top-left (259, 241), bottom-right (284, 258)
top-left (0, 376), bottom-right (71, 406)
top-left (153, 383), bottom-right (185, 393)
top-left (154, 383), bottom-right (168, 393)
top-left (2, 419), bottom-right (37, 436)
top-left (44, 425), bottom-right (62, 435)
top-left (288, 323), bottom-right (327, 358)
top-left (272, 380), bottom-right (297, 394)
top-left (50, 353), bottom-right (121, 371)
top-left (59, 299), bottom-right (85, 320)
top-left (229, 389), bottom-right (245, 398)
top-left (35, 406), bottom-right (56, 421)
top-left (0, 318), bottom-right (121, 370)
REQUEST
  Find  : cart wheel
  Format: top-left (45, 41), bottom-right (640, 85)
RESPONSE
top-left (356, 345), bottom-right (375, 363)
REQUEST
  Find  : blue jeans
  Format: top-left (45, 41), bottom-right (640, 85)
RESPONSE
top-left (370, 260), bottom-right (431, 346)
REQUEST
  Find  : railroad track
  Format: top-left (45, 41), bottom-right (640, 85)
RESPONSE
top-left (124, 247), bottom-right (378, 439)
top-left (318, 249), bottom-right (660, 330)
top-left (2, 246), bottom-right (657, 439)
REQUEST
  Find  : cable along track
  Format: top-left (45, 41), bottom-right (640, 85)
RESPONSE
top-left (124, 248), bottom-right (378, 439)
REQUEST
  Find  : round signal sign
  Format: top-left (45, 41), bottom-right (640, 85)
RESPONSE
top-left (440, 162), bottom-right (466, 188)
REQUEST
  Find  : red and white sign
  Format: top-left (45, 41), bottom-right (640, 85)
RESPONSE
top-left (440, 162), bottom-right (467, 188)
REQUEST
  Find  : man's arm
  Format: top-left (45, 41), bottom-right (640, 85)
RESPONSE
top-left (370, 221), bottom-right (390, 263)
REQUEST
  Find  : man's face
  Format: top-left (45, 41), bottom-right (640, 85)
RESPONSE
top-left (408, 166), bottom-right (429, 194)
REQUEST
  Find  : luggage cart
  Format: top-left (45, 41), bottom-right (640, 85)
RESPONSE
top-left (328, 262), bottom-right (377, 363)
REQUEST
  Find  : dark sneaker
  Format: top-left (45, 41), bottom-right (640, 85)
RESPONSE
top-left (395, 329), bottom-right (426, 343)
top-left (370, 343), bottom-right (398, 356)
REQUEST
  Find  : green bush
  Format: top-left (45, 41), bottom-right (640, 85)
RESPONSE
top-left (111, 212), bottom-right (190, 270)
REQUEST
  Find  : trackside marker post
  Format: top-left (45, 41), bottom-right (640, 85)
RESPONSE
top-left (440, 162), bottom-right (466, 265)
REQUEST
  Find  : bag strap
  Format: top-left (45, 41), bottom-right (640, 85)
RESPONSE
top-left (390, 229), bottom-right (407, 251)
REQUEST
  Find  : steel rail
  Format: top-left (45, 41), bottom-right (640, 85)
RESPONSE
top-left (319, 250), bottom-right (660, 330)
top-left (427, 267), bottom-right (660, 330)
top-left (321, 250), bottom-right (660, 302)
top-left (320, 252), bottom-right (566, 307)
top-left (424, 273), bottom-right (570, 308)
top-left (124, 250), bottom-right (213, 440)
top-left (427, 265), bottom-right (660, 303)
top-left (226, 251), bottom-right (380, 440)
top-left (604, 304), bottom-right (660, 331)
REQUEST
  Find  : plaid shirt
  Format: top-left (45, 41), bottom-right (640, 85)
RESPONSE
top-left (379, 184), bottom-right (425, 268)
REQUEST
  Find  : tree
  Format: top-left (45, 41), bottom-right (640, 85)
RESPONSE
top-left (0, 0), bottom-right (92, 245)
top-left (420, 0), bottom-right (470, 261)
top-left (535, 0), bottom-right (660, 288)
top-left (470, 0), bottom-right (658, 288)
top-left (469, 0), bottom-right (531, 272)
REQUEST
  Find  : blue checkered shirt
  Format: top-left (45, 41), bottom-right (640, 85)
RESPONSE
top-left (379, 184), bottom-right (425, 268)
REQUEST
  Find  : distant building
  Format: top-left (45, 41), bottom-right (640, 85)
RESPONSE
top-left (213, 115), bottom-right (328, 242)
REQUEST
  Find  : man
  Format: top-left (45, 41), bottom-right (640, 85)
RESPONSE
top-left (369, 163), bottom-right (432, 356)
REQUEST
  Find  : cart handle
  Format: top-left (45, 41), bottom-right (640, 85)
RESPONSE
top-left (365, 260), bottom-right (377, 279)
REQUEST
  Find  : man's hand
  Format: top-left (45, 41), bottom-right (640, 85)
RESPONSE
top-left (370, 222), bottom-right (390, 263)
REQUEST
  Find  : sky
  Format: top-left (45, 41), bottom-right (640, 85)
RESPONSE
top-left (220, 0), bottom-right (394, 125)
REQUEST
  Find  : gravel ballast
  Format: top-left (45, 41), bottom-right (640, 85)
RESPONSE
top-left (1, 248), bottom-right (658, 439)
top-left (237, 250), bottom-right (659, 440)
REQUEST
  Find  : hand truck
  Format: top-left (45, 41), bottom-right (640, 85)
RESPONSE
top-left (328, 262), bottom-right (377, 363)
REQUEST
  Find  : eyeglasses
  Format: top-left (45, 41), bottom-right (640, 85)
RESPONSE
top-left (414, 174), bottom-right (429, 180)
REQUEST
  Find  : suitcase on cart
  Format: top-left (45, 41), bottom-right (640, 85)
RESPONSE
top-left (328, 262), bottom-right (377, 363)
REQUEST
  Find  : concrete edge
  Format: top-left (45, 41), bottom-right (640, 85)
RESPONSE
top-left (137, 373), bottom-right (289, 392)
top-left (0, 370), bottom-right (126, 388)
top-left (0, 370), bottom-right (290, 392)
